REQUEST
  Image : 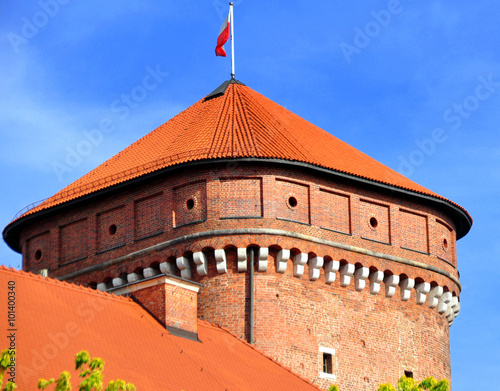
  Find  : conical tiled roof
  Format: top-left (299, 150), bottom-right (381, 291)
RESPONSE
top-left (13, 79), bottom-right (471, 229)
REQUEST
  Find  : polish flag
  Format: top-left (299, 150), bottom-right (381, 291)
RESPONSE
top-left (215, 12), bottom-right (230, 57)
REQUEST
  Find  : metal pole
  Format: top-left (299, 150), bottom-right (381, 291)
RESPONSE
top-left (229, 2), bottom-right (235, 78)
top-left (248, 247), bottom-right (254, 344)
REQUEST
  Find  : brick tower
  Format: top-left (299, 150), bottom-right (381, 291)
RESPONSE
top-left (3, 79), bottom-right (472, 390)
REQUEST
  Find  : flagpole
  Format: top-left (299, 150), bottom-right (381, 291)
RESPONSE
top-left (230, 2), bottom-right (235, 79)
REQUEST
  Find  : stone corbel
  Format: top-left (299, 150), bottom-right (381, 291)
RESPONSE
top-left (276, 249), bottom-right (290, 274)
top-left (428, 286), bottom-right (443, 309)
top-left (339, 263), bottom-right (355, 287)
top-left (309, 257), bottom-right (324, 281)
top-left (193, 251), bottom-right (208, 276)
top-left (257, 248), bottom-right (269, 272)
top-left (369, 271), bottom-right (384, 295)
top-left (414, 282), bottom-right (430, 305)
top-left (176, 256), bottom-right (191, 279)
top-left (399, 277), bottom-right (415, 301)
top-left (384, 274), bottom-right (400, 298)
top-left (293, 253), bottom-right (308, 277)
top-left (324, 260), bottom-right (340, 284)
top-left (354, 267), bottom-right (369, 291)
top-left (237, 248), bottom-right (248, 272)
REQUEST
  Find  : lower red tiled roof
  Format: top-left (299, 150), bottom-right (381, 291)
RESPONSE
top-left (15, 80), bottom-right (470, 225)
top-left (1, 266), bottom-right (320, 391)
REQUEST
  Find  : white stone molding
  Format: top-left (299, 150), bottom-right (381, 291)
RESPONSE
top-left (215, 249), bottom-right (227, 274)
top-left (257, 247), bottom-right (269, 272)
top-left (339, 263), bottom-right (355, 287)
top-left (384, 275), bottom-right (400, 298)
top-left (369, 270), bottom-right (384, 295)
top-left (127, 273), bottom-right (142, 283)
top-left (237, 248), bottom-right (248, 272)
top-left (428, 286), bottom-right (443, 309)
top-left (415, 282), bottom-right (431, 305)
top-left (324, 260), bottom-right (340, 284)
top-left (354, 267), bottom-right (369, 291)
top-left (293, 253), bottom-right (308, 277)
top-left (176, 256), bottom-right (191, 279)
top-left (309, 257), bottom-right (324, 281)
top-left (399, 277), bottom-right (415, 301)
top-left (193, 251), bottom-right (208, 276)
top-left (112, 277), bottom-right (126, 287)
top-left (276, 249), bottom-right (290, 274)
top-left (97, 282), bottom-right (108, 291)
top-left (159, 261), bottom-right (175, 275)
top-left (143, 267), bottom-right (159, 278)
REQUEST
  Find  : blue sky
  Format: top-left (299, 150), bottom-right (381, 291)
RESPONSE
top-left (1, 1), bottom-right (498, 389)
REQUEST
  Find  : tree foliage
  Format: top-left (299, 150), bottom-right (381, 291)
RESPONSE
top-left (328, 375), bottom-right (449, 391)
top-left (38, 351), bottom-right (135, 391)
top-left (0, 349), bottom-right (16, 391)
top-left (377, 375), bottom-right (449, 391)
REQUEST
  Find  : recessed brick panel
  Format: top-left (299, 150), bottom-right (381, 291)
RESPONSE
top-left (275, 179), bottom-right (310, 224)
top-left (135, 193), bottom-right (163, 240)
top-left (220, 178), bottom-right (262, 218)
top-left (60, 219), bottom-right (88, 264)
top-left (174, 181), bottom-right (207, 227)
top-left (319, 189), bottom-right (350, 234)
top-left (97, 206), bottom-right (126, 252)
top-left (359, 200), bottom-right (390, 244)
top-left (399, 210), bottom-right (428, 253)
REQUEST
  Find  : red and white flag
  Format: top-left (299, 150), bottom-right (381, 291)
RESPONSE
top-left (215, 12), bottom-right (230, 57)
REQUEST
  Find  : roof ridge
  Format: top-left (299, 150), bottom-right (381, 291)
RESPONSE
top-left (0, 265), bottom-right (134, 304)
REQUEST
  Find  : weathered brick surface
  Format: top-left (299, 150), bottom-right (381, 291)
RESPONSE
top-left (16, 162), bottom-right (463, 390)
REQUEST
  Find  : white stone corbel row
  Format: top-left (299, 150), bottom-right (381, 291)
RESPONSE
top-left (193, 251), bottom-right (208, 276)
top-left (293, 253), bottom-right (308, 277)
top-left (215, 249), bottom-right (227, 274)
top-left (399, 278), bottom-right (415, 301)
top-left (324, 260), bottom-right (339, 284)
top-left (276, 249), bottom-right (290, 273)
top-left (354, 267), bottom-right (369, 291)
top-left (257, 248), bottom-right (269, 272)
top-left (176, 256), bottom-right (191, 279)
top-left (237, 248), bottom-right (248, 272)
top-left (384, 275), bottom-right (400, 298)
top-left (92, 245), bottom-right (463, 326)
top-left (428, 286), bottom-right (443, 309)
top-left (309, 257), bottom-right (324, 281)
top-left (339, 263), bottom-right (355, 287)
top-left (415, 282), bottom-right (430, 305)
top-left (369, 270), bottom-right (384, 295)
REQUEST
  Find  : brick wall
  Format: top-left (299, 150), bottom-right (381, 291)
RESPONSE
top-left (15, 162), bottom-right (464, 390)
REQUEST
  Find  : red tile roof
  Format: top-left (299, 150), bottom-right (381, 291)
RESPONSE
top-left (2, 266), bottom-right (320, 390)
top-left (16, 80), bottom-right (470, 225)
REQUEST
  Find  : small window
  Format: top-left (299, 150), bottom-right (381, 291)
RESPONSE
top-left (404, 370), bottom-right (413, 378)
top-left (323, 353), bottom-right (332, 374)
top-left (319, 347), bottom-right (336, 380)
